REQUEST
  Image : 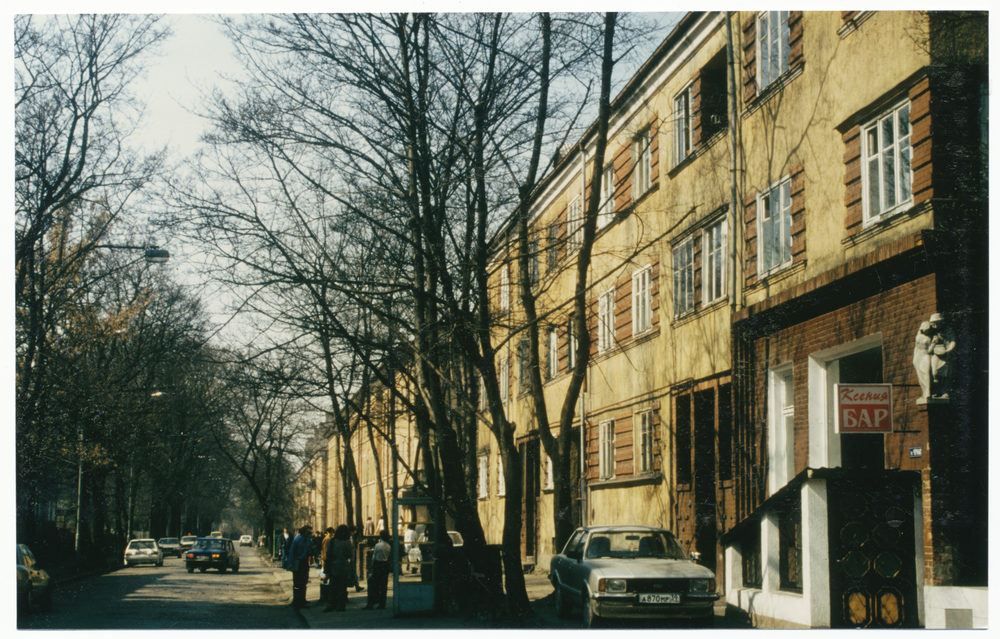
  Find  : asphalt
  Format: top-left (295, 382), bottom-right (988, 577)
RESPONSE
top-left (266, 555), bottom-right (752, 630)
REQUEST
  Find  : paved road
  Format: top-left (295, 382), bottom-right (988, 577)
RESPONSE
top-left (18, 546), bottom-right (306, 630)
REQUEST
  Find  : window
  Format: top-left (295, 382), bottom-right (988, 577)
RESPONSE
top-left (477, 454), bottom-right (489, 498)
top-left (568, 195), bottom-right (583, 253)
top-left (598, 288), bottom-right (615, 353)
top-left (862, 101), bottom-right (912, 224)
top-left (703, 219), bottom-right (727, 305)
top-left (547, 224), bottom-right (559, 273)
top-left (674, 85), bottom-right (693, 165)
top-left (567, 317), bottom-right (578, 370)
top-left (499, 358), bottom-right (509, 403)
top-left (599, 419), bottom-right (616, 479)
top-left (757, 11), bottom-right (790, 92)
top-left (499, 263), bottom-right (510, 311)
top-left (633, 130), bottom-right (651, 198)
top-left (672, 238), bottom-right (694, 317)
top-left (632, 266), bottom-right (652, 335)
top-left (758, 177), bottom-right (792, 275)
top-left (497, 454), bottom-right (505, 496)
top-left (768, 366), bottom-right (794, 494)
top-left (517, 339), bottom-right (529, 394)
top-left (547, 327), bottom-right (558, 380)
top-left (635, 410), bottom-right (654, 474)
top-left (599, 165), bottom-right (615, 228)
top-left (742, 521), bottom-right (763, 589)
top-left (527, 235), bottom-right (539, 285)
top-left (544, 455), bottom-right (554, 489)
top-left (778, 501), bottom-right (803, 593)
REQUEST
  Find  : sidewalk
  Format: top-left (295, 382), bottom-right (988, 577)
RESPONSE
top-left (269, 558), bottom-right (751, 629)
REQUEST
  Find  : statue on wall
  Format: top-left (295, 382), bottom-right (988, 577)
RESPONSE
top-left (913, 313), bottom-right (956, 401)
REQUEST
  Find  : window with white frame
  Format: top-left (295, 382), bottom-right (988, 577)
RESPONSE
top-left (862, 101), bottom-right (912, 224)
top-left (768, 366), bottom-right (795, 494)
top-left (632, 266), bottom-right (652, 335)
top-left (598, 288), bottom-right (615, 353)
top-left (499, 357), bottom-right (509, 403)
top-left (599, 419), bottom-right (616, 479)
top-left (544, 455), bottom-right (554, 489)
top-left (674, 85), bottom-right (693, 165)
top-left (477, 454), bottom-right (489, 498)
top-left (636, 410), bottom-right (654, 474)
top-left (599, 165), bottom-right (615, 228)
top-left (547, 224), bottom-right (559, 273)
top-left (758, 177), bottom-right (792, 275)
top-left (547, 327), bottom-right (558, 380)
top-left (757, 11), bottom-right (790, 92)
top-left (703, 219), bottom-right (727, 304)
top-left (633, 130), bottom-right (651, 198)
top-left (499, 263), bottom-right (510, 311)
top-left (568, 195), bottom-right (583, 253)
top-left (672, 237), bottom-right (694, 316)
top-left (497, 454), bottom-right (505, 496)
top-left (567, 317), bottom-right (578, 370)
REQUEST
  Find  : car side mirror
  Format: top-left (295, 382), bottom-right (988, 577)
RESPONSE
top-left (690, 551), bottom-right (701, 563)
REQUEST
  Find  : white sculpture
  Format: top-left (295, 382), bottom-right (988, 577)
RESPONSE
top-left (913, 313), bottom-right (955, 401)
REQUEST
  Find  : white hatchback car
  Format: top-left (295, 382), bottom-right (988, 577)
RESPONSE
top-left (124, 539), bottom-right (163, 567)
top-left (239, 535), bottom-right (253, 547)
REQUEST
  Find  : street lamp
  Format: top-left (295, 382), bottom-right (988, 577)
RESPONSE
top-left (94, 244), bottom-right (171, 264)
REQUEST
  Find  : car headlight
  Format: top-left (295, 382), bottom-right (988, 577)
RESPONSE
top-left (690, 578), bottom-right (716, 593)
top-left (599, 578), bottom-right (627, 593)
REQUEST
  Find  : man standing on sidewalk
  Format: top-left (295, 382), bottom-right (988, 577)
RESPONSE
top-left (363, 529), bottom-right (392, 610)
top-left (289, 525), bottom-right (314, 609)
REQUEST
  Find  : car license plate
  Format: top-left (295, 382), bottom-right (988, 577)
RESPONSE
top-left (196, 556), bottom-right (209, 561)
top-left (639, 593), bottom-right (680, 604)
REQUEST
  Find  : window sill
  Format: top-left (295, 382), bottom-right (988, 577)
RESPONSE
top-left (590, 472), bottom-right (662, 490)
top-left (667, 130), bottom-right (727, 179)
top-left (838, 11), bottom-right (875, 39)
top-left (742, 62), bottom-right (805, 119)
top-left (671, 296), bottom-right (730, 328)
top-left (591, 326), bottom-right (661, 364)
top-left (749, 260), bottom-right (806, 292)
top-left (842, 201), bottom-right (927, 249)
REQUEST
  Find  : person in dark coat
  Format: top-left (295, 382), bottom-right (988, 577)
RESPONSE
top-left (289, 525), bottom-right (314, 609)
top-left (324, 525), bottom-right (353, 612)
top-left (363, 529), bottom-right (392, 610)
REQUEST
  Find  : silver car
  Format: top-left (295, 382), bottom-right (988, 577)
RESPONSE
top-left (124, 539), bottom-right (163, 567)
top-left (549, 525), bottom-right (718, 628)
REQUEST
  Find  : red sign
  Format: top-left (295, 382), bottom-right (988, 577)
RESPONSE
top-left (836, 384), bottom-right (893, 434)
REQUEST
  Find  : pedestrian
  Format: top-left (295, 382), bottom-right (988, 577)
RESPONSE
top-left (363, 529), bottom-right (392, 610)
top-left (317, 527), bottom-right (334, 603)
top-left (404, 524), bottom-right (420, 574)
top-left (348, 525), bottom-right (365, 592)
top-left (323, 525), bottom-right (352, 612)
top-left (289, 525), bottom-right (314, 609)
top-left (280, 527), bottom-right (292, 568)
top-left (364, 515), bottom-right (375, 537)
top-left (375, 515), bottom-right (385, 536)
top-left (312, 529), bottom-right (324, 568)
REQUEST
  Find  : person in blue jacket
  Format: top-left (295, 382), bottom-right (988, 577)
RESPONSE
top-left (289, 525), bottom-right (314, 609)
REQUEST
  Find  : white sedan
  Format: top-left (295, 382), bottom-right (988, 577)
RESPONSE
top-left (124, 539), bottom-right (163, 567)
top-left (549, 525), bottom-right (718, 628)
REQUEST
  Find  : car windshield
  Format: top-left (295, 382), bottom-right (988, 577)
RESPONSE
top-left (585, 531), bottom-right (687, 560)
top-left (129, 541), bottom-right (155, 550)
top-left (193, 539), bottom-right (225, 551)
top-left (182, 537), bottom-right (196, 542)
top-left (160, 538), bottom-right (178, 544)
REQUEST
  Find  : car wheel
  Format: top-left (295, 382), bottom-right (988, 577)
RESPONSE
top-left (554, 582), bottom-right (572, 619)
top-left (582, 594), bottom-right (600, 629)
top-left (199, 567), bottom-right (206, 573)
top-left (156, 559), bottom-right (163, 567)
top-left (220, 566), bottom-right (227, 573)
top-left (187, 566), bottom-right (194, 573)
top-left (233, 562), bottom-right (240, 573)
top-left (19, 584), bottom-right (32, 616)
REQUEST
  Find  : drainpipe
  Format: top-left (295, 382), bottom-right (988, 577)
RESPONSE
top-left (725, 11), bottom-right (740, 313)
top-left (579, 142), bottom-right (589, 528)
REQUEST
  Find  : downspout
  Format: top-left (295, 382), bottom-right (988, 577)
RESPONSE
top-left (578, 142), bottom-right (589, 528)
top-left (725, 11), bottom-right (740, 313)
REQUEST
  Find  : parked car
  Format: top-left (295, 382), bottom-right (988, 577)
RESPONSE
top-left (209, 531), bottom-right (223, 539)
top-left (185, 537), bottom-right (240, 573)
top-left (158, 537), bottom-right (182, 558)
top-left (549, 526), bottom-right (718, 628)
top-left (124, 538), bottom-right (164, 567)
top-left (17, 544), bottom-right (53, 615)
top-left (239, 535), bottom-right (253, 547)
top-left (180, 536), bottom-right (197, 550)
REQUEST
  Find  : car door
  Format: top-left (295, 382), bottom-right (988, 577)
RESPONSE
top-left (558, 530), bottom-right (588, 597)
